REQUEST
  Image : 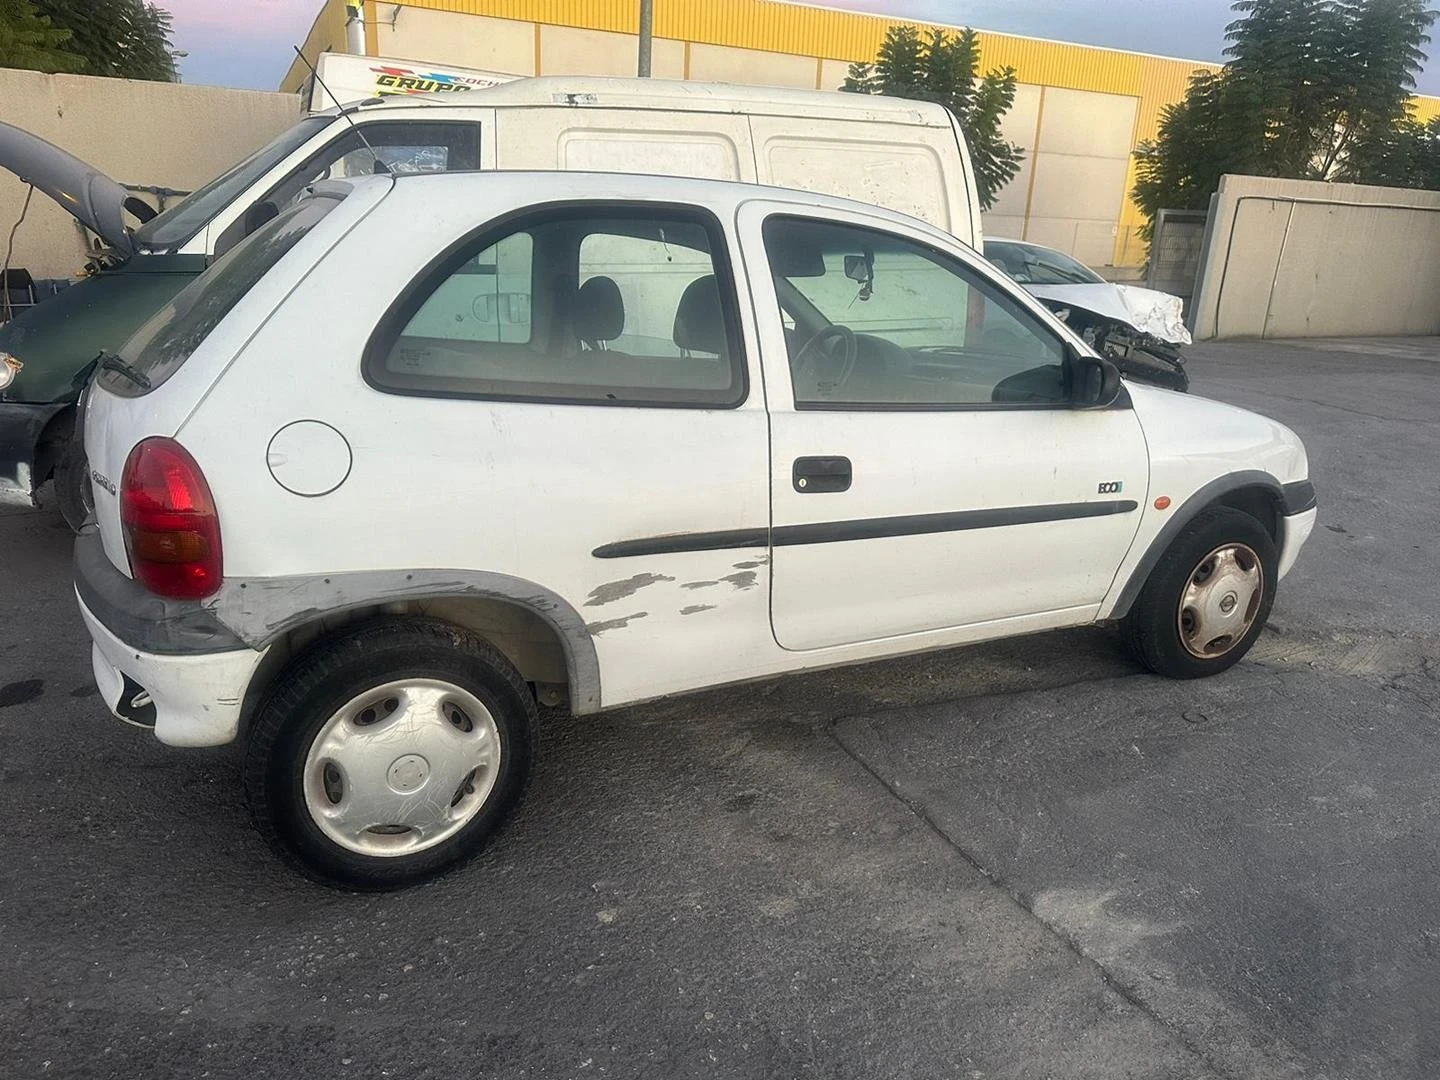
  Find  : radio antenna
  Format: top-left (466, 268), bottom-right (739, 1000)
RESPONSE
top-left (292, 46), bottom-right (390, 175)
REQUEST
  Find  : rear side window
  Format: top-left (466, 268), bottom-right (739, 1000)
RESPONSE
top-left (365, 206), bottom-right (746, 407)
top-left (100, 195), bottom-right (342, 396)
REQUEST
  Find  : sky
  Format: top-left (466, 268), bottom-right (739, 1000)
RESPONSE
top-left (167, 0), bottom-right (1440, 96)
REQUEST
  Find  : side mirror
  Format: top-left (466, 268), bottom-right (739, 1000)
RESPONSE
top-left (844, 250), bottom-right (874, 300)
top-left (1070, 353), bottom-right (1122, 409)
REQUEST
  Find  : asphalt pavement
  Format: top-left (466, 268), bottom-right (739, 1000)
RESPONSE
top-left (1, 337), bottom-right (1436, 1079)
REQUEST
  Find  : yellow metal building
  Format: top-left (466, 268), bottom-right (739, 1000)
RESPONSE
top-left (282, 0), bottom-right (1440, 269)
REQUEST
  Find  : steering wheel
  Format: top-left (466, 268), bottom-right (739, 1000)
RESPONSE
top-left (793, 324), bottom-right (858, 388)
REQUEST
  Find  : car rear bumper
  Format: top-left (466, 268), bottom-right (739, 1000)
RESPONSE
top-left (80, 594), bottom-right (267, 746)
top-left (73, 527), bottom-right (265, 747)
top-left (0, 400), bottom-right (66, 506)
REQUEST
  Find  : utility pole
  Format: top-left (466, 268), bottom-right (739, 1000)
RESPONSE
top-left (637, 0), bottom-right (653, 77)
top-left (345, 1), bottom-right (366, 55)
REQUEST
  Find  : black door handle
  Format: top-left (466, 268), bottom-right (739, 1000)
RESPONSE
top-left (793, 456), bottom-right (851, 493)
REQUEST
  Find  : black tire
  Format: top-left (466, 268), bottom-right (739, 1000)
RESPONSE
top-left (1122, 506), bottom-right (1277, 679)
top-left (54, 427), bottom-right (92, 533)
top-left (243, 618), bottom-right (537, 890)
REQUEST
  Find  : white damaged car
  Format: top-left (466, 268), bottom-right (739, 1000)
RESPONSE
top-left (984, 237), bottom-right (1192, 392)
top-left (77, 171), bottom-right (1315, 888)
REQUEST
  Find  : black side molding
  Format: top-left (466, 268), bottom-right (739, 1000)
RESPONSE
top-left (592, 499), bottom-right (1138, 559)
top-left (773, 500), bottom-right (1137, 546)
top-left (592, 527), bottom-right (769, 560)
top-left (1281, 479), bottom-right (1316, 515)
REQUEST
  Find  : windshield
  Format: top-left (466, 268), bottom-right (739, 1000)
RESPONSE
top-left (101, 192), bottom-right (344, 396)
top-left (133, 115), bottom-right (331, 250)
top-left (984, 241), bottom-right (1106, 286)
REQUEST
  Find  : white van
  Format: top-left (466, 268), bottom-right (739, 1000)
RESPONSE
top-left (138, 75), bottom-right (983, 261)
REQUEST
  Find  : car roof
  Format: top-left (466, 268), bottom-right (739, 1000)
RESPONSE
top-left (366, 168), bottom-right (966, 245)
top-left (347, 76), bottom-right (953, 126)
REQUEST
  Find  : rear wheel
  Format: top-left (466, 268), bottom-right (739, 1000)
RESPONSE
top-left (243, 619), bottom-right (537, 890)
top-left (1123, 506), bottom-right (1276, 678)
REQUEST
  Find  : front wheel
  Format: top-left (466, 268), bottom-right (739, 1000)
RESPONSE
top-left (243, 619), bottom-right (537, 890)
top-left (1123, 506), bottom-right (1277, 679)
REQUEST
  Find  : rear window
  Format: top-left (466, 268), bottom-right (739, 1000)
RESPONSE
top-left (99, 194), bottom-right (342, 396)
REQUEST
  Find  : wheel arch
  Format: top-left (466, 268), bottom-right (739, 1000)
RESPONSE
top-left (1107, 470), bottom-right (1286, 621)
top-left (215, 570), bottom-right (601, 740)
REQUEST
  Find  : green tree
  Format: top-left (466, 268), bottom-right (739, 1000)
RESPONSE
top-left (842, 24), bottom-right (1023, 211)
top-left (1345, 114), bottom-right (1440, 187)
top-left (32, 0), bottom-right (177, 81)
top-left (0, 0), bottom-right (84, 72)
top-left (1133, 0), bottom-right (1436, 232)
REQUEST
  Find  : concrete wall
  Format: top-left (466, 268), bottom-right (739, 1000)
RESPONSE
top-left (1191, 174), bottom-right (1440, 340)
top-left (0, 69), bottom-right (301, 279)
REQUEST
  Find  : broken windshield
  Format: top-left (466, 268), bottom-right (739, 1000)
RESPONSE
top-left (132, 115), bottom-right (331, 250)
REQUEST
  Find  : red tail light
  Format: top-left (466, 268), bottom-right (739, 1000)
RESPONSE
top-left (120, 437), bottom-right (222, 599)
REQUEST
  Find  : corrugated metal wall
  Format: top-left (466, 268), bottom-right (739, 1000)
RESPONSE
top-left (282, 0), bottom-right (350, 93)
top-left (387, 0), bottom-right (1170, 95)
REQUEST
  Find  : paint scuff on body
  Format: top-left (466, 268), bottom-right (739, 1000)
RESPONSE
top-left (586, 611), bottom-right (649, 634)
top-left (584, 573), bottom-right (674, 607)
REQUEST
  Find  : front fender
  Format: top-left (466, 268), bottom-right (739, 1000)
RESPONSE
top-left (1100, 383), bottom-right (1313, 619)
top-left (1101, 470), bottom-right (1314, 620)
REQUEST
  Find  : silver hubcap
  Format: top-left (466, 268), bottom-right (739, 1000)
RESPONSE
top-left (1177, 543), bottom-right (1264, 659)
top-left (302, 678), bottom-right (501, 857)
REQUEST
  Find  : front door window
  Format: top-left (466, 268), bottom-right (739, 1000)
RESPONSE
top-left (763, 216), bottom-right (1067, 408)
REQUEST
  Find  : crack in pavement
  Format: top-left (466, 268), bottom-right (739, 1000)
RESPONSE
top-left (818, 633), bottom-right (1434, 1080)
top-left (825, 709), bottom-right (1244, 1080)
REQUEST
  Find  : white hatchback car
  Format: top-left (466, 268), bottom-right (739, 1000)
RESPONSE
top-left (78, 171), bottom-right (1316, 888)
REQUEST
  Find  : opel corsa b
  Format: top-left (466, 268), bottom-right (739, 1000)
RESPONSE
top-left (77, 171), bottom-right (1317, 888)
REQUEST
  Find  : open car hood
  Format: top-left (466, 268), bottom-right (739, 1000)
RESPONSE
top-left (0, 122), bottom-right (149, 257)
top-left (1022, 281), bottom-right (1192, 346)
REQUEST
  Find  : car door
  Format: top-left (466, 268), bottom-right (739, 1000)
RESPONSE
top-left (737, 201), bottom-right (1149, 652)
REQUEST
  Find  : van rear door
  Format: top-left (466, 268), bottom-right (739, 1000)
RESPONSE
top-left (497, 107), bottom-right (756, 182)
top-left (748, 114), bottom-right (979, 247)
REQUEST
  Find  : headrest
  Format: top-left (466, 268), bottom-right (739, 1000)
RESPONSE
top-left (576, 276), bottom-right (624, 344)
top-left (673, 275), bottom-right (728, 356)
